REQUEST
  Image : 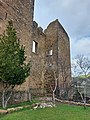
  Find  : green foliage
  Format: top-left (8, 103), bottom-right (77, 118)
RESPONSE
top-left (0, 21), bottom-right (30, 87)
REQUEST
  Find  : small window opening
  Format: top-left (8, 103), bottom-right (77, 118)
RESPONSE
top-left (5, 13), bottom-right (7, 20)
top-left (32, 41), bottom-right (38, 53)
top-left (49, 50), bottom-right (53, 55)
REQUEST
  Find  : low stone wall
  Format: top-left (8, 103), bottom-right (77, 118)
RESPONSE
top-left (0, 90), bottom-right (29, 107)
top-left (0, 102), bottom-right (55, 115)
top-left (55, 98), bottom-right (90, 107)
top-left (0, 105), bottom-right (31, 115)
top-left (0, 88), bottom-right (47, 107)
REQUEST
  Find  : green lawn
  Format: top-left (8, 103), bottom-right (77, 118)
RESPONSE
top-left (0, 104), bottom-right (90, 120)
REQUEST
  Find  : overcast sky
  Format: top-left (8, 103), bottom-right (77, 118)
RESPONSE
top-left (34, 0), bottom-right (90, 59)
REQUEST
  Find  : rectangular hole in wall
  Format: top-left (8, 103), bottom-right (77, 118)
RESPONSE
top-left (32, 40), bottom-right (38, 53)
top-left (49, 49), bottom-right (53, 55)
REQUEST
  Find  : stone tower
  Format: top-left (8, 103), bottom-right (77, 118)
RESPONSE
top-left (0, 0), bottom-right (34, 59)
top-left (44, 19), bottom-right (71, 98)
top-left (0, 0), bottom-right (35, 91)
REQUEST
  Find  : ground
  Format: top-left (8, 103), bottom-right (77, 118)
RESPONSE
top-left (0, 104), bottom-right (89, 120)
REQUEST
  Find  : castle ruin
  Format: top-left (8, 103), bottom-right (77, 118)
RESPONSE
top-left (0, 0), bottom-right (71, 102)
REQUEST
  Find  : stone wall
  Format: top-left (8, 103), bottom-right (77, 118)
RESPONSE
top-left (30, 21), bottom-right (46, 89)
top-left (44, 20), bottom-right (71, 96)
top-left (0, 0), bottom-right (71, 102)
top-left (0, 0), bottom-right (35, 91)
top-left (0, 90), bottom-right (29, 106)
top-left (45, 20), bottom-right (58, 70)
top-left (57, 19), bottom-right (71, 85)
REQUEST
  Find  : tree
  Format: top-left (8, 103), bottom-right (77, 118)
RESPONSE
top-left (44, 69), bottom-right (58, 104)
top-left (50, 71), bottom-right (57, 104)
top-left (72, 55), bottom-right (90, 109)
top-left (0, 21), bottom-right (31, 108)
top-left (76, 55), bottom-right (90, 77)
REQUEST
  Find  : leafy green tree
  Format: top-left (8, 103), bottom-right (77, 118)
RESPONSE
top-left (0, 21), bottom-right (31, 108)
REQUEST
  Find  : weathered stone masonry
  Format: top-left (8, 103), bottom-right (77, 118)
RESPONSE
top-left (0, 0), bottom-right (71, 103)
top-left (0, 0), bottom-right (34, 91)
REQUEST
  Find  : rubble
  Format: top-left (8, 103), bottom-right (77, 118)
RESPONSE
top-left (32, 102), bottom-right (56, 110)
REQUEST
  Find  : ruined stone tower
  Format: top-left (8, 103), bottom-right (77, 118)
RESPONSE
top-left (44, 20), bottom-right (71, 98)
top-left (0, 0), bottom-right (71, 102)
top-left (0, 0), bottom-right (34, 91)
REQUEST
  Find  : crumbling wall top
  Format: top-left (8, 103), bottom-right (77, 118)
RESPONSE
top-left (33, 21), bottom-right (44, 36)
top-left (44, 19), bottom-right (69, 39)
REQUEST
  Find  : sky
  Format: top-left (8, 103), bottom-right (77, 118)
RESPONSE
top-left (34, 0), bottom-right (90, 59)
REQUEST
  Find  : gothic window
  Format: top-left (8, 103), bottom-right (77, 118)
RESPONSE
top-left (32, 40), bottom-right (38, 53)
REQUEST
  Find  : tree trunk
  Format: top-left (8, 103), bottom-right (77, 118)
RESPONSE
top-left (28, 90), bottom-right (31, 102)
top-left (2, 90), bottom-right (13, 109)
top-left (78, 91), bottom-right (86, 109)
top-left (52, 91), bottom-right (55, 104)
top-left (2, 90), bottom-right (5, 109)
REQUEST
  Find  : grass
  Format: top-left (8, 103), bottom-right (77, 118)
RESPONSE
top-left (0, 104), bottom-right (90, 120)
